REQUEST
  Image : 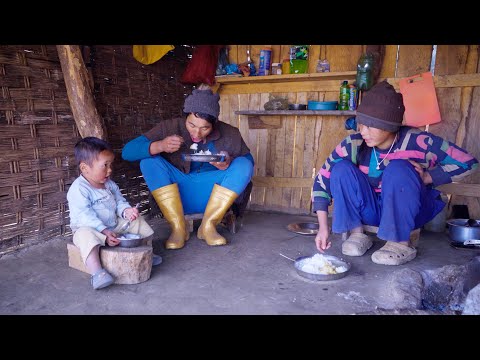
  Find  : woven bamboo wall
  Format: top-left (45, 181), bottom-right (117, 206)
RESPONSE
top-left (0, 45), bottom-right (192, 255)
top-left (89, 45), bottom-right (192, 214)
top-left (0, 45), bottom-right (77, 254)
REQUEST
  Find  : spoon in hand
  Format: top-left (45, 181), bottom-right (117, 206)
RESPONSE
top-left (119, 203), bottom-right (139, 232)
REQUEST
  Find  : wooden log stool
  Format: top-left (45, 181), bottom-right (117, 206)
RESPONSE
top-left (341, 225), bottom-right (421, 248)
top-left (67, 238), bottom-right (153, 284)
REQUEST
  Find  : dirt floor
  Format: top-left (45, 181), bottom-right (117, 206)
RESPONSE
top-left (1, 211), bottom-right (479, 315)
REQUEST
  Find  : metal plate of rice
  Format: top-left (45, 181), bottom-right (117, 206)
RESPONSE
top-left (294, 254), bottom-right (350, 281)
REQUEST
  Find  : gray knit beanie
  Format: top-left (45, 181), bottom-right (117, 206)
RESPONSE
top-left (356, 80), bottom-right (405, 132)
top-left (183, 89), bottom-right (220, 119)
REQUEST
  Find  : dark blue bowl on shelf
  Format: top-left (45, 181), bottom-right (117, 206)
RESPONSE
top-left (307, 101), bottom-right (338, 110)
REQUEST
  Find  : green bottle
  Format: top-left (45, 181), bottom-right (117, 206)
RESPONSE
top-left (356, 53), bottom-right (374, 91)
top-left (338, 80), bottom-right (350, 110)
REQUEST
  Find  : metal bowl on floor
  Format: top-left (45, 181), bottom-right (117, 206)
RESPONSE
top-left (287, 222), bottom-right (319, 236)
top-left (294, 254), bottom-right (350, 281)
top-left (118, 233), bottom-right (143, 248)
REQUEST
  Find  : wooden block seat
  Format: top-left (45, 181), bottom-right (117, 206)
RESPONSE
top-left (67, 241), bottom-right (153, 285)
top-left (184, 209), bottom-right (239, 234)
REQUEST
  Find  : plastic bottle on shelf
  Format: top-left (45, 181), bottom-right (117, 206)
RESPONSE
top-left (258, 47), bottom-right (272, 76)
top-left (338, 80), bottom-right (350, 110)
top-left (348, 84), bottom-right (358, 110)
top-left (356, 53), bottom-right (375, 91)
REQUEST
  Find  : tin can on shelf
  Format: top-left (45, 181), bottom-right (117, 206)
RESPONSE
top-left (271, 62), bottom-right (282, 75)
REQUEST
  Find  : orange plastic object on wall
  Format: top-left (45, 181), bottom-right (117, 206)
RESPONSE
top-left (399, 72), bottom-right (441, 127)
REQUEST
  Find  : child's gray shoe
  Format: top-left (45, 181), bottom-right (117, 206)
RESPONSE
top-left (91, 268), bottom-right (114, 290)
top-left (152, 254), bottom-right (162, 266)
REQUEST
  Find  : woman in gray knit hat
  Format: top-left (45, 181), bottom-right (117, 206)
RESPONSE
top-left (122, 84), bottom-right (254, 250)
top-left (312, 80), bottom-right (478, 265)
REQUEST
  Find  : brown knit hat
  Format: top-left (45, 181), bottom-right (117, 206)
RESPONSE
top-left (356, 80), bottom-right (405, 132)
top-left (183, 88), bottom-right (220, 119)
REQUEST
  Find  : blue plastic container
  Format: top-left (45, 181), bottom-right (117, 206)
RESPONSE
top-left (258, 48), bottom-right (272, 76)
top-left (307, 101), bottom-right (338, 110)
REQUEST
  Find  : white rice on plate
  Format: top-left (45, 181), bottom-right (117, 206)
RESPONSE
top-left (298, 254), bottom-right (348, 275)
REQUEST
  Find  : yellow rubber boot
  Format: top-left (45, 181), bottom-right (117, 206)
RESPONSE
top-left (151, 183), bottom-right (189, 250)
top-left (198, 184), bottom-right (238, 246)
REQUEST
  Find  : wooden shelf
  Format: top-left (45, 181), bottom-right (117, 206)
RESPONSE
top-left (216, 71), bottom-right (356, 84)
top-left (216, 71), bottom-right (358, 94)
top-left (240, 110), bottom-right (356, 129)
top-left (235, 110), bottom-right (356, 116)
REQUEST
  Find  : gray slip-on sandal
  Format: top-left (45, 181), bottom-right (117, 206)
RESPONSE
top-left (91, 268), bottom-right (115, 290)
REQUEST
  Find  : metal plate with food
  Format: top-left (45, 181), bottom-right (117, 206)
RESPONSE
top-left (287, 222), bottom-right (319, 236)
top-left (294, 254), bottom-right (350, 281)
top-left (182, 153), bottom-right (226, 162)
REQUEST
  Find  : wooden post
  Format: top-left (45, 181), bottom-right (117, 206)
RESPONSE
top-left (56, 45), bottom-right (106, 140)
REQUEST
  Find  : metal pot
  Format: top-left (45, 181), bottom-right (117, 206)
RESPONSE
top-left (118, 233), bottom-right (143, 248)
top-left (446, 219), bottom-right (480, 245)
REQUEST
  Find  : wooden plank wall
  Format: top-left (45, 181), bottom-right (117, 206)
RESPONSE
top-left (221, 45), bottom-right (480, 218)
top-left (432, 45), bottom-right (480, 218)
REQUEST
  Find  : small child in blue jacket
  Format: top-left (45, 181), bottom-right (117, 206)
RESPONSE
top-left (67, 137), bottom-right (161, 290)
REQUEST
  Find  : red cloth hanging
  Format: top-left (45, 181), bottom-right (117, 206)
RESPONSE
top-left (181, 45), bottom-right (224, 86)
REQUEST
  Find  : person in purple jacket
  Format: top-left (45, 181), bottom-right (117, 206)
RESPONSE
top-left (312, 80), bottom-right (478, 265)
